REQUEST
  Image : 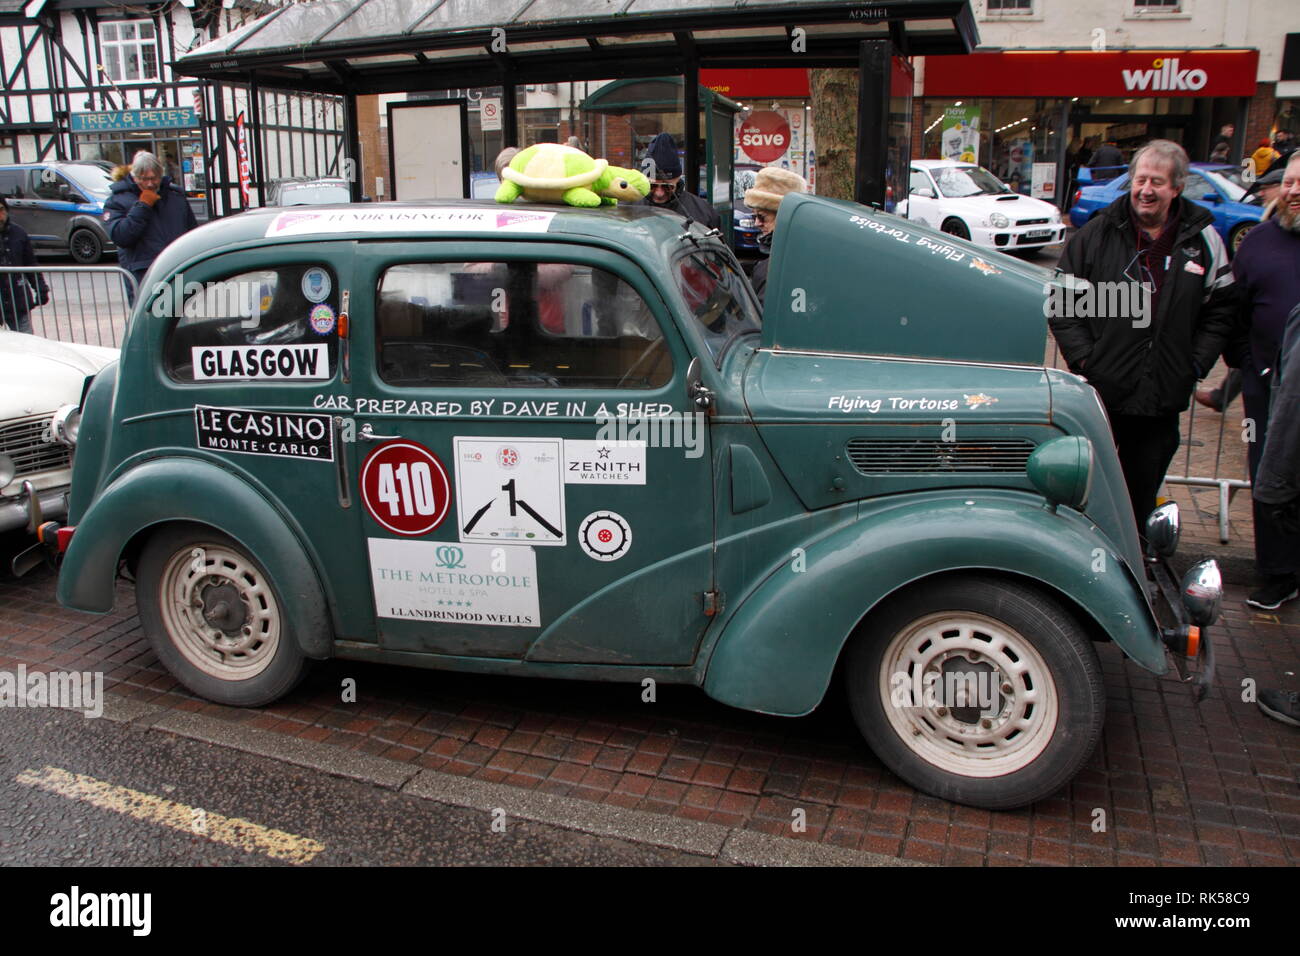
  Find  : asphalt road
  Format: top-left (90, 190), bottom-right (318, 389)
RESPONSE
top-left (0, 703), bottom-right (720, 867)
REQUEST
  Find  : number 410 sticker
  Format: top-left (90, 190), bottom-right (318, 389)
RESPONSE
top-left (360, 440), bottom-right (451, 536)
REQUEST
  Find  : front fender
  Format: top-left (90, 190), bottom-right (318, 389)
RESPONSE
top-left (703, 490), bottom-right (1163, 716)
top-left (57, 456), bottom-right (332, 658)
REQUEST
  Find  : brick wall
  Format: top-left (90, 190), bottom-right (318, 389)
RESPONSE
top-left (1245, 82), bottom-right (1278, 156)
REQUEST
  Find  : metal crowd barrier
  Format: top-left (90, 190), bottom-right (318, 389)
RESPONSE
top-left (1047, 338), bottom-right (1249, 544)
top-left (0, 264), bottom-right (137, 348)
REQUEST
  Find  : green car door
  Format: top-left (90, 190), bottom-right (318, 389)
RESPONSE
top-left (339, 240), bottom-right (715, 665)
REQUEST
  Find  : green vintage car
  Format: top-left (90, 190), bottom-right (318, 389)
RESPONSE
top-left (47, 195), bottom-right (1218, 809)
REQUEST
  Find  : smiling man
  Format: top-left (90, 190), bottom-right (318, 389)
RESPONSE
top-left (1050, 139), bottom-right (1237, 528)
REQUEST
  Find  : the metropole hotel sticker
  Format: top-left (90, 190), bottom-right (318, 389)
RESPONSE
top-left (367, 538), bottom-right (540, 627)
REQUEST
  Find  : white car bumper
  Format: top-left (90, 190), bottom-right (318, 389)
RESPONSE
top-left (969, 222), bottom-right (1067, 251)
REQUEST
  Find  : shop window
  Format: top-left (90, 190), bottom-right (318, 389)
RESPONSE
top-left (376, 261), bottom-right (671, 390)
top-left (99, 20), bottom-right (159, 83)
top-left (164, 265), bottom-right (340, 383)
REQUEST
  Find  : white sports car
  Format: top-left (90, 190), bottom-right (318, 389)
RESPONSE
top-left (899, 160), bottom-right (1067, 253)
top-left (1, 330), bottom-right (118, 541)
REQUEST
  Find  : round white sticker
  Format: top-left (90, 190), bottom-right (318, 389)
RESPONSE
top-left (578, 511), bottom-right (632, 562)
top-left (301, 267), bottom-right (331, 303)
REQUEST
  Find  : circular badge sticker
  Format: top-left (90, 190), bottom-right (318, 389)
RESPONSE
top-left (360, 440), bottom-right (451, 536)
top-left (301, 267), bottom-right (331, 303)
top-left (309, 303), bottom-right (336, 335)
top-left (578, 511), bottom-right (632, 562)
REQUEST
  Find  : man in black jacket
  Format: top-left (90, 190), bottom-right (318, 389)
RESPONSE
top-left (1051, 139), bottom-right (1236, 527)
top-left (0, 194), bottom-right (49, 332)
top-left (638, 133), bottom-right (721, 230)
top-left (104, 151), bottom-right (197, 300)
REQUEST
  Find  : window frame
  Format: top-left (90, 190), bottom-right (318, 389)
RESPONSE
top-left (368, 246), bottom-right (685, 393)
top-left (985, 0), bottom-right (1034, 14)
top-left (98, 18), bottom-right (160, 84)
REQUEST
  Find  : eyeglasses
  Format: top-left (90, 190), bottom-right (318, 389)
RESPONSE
top-left (752, 211), bottom-right (774, 224)
top-left (1123, 249), bottom-right (1155, 288)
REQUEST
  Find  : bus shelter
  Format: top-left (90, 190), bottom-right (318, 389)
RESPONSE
top-left (174, 0), bottom-right (977, 215)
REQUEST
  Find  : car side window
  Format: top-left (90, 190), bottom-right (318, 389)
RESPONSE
top-left (163, 264), bottom-right (340, 383)
top-left (909, 169), bottom-right (931, 194)
top-left (1182, 176), bottom-right (1215, 201)
top-left (0, 170), bottom-right (23, 198)
top-left (32, 171), bottom-right (69, 201)
top-left (375, 261), bottom-right (671, 389)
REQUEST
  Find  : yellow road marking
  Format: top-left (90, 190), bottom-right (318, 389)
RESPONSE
top-left (16, 766), bottom-right (324, 864)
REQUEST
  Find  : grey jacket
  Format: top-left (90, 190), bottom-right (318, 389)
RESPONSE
top-left (1255, 303), bottom-right (1300, 505)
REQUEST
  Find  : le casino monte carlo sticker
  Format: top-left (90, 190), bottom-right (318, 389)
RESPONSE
top-left (194, 405), bottom-right (334, 462)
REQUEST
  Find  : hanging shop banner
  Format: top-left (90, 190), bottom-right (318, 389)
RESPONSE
top-left (924, 50), bottom-right (1259, 98)
top-left (236, 112), bottom-right (252, 207)
top-left (941, 106), bottom-right (980, 163)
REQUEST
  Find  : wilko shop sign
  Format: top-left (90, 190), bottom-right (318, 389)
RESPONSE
top-left (739, 111), bottom-right (791, 163)
top-left (923, 50), bottom-right (1258, 98)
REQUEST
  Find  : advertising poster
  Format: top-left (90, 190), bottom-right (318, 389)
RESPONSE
top-left (941, 106), bottom-right (980, 163)
top-left (1031, 162), bottom-right (1056, 200)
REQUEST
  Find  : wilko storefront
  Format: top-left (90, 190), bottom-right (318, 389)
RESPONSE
top-left (918, 49), bottom-right (1259, 208)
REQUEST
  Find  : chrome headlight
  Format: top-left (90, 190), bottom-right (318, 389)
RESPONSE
top-left (1144, 502), bottom-right (1180, 558)
top-left (0, 452), bottom-right (14, 487)
top-left (1180, 559), bottom-right (1222, 627)
top-left (989, 212), bottom-right (1010, 229)
top-left (48, 403), bottom-right (82, 447)
top-left (1027, 435), bottom-right (1093, 511)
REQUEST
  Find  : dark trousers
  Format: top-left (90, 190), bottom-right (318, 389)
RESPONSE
top-left (1109, 412), bottom-right (1182, 528)
top-left (1241, 362), bottom-right (1300, 576)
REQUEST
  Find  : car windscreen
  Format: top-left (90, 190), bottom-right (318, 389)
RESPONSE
top-left (674, 247), bottom-right (761, 363)
top-left (61, 165), bottom-right (113, 200)
top-left (1198, 167), bottom-right (1248, 201)
top-left (279, 184), bottom-right (350, 205)
top-left (934, 166), bottom-right (1012, 198)
top-left (733, 167), bottom-right (758, 201)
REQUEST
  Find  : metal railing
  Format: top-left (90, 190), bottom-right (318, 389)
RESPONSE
top-left (0, 264), bottom-right (137, 348)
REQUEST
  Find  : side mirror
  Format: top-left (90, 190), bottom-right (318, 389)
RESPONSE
top-left (686, 356), bottom-right (713, 409)
top-left (1201, 192), bottom-right (1221, 203)
top-left (911, 186), bottom-right (935, 199)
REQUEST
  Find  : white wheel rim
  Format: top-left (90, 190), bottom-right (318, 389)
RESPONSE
top-left (158, 543), bottom-right (281, 681)
top-left (878, 611), bottom-right (1059, 778)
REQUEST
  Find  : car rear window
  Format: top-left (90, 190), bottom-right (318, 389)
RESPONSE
top-left (162, 264), bottom-right (340, 383)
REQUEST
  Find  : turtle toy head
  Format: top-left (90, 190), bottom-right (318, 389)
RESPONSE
top-left (596, 166), bottom-right (651, 202)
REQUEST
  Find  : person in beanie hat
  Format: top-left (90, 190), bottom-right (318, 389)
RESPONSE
top-left (0, 194), bottom-right (49, 333)
top-left (744, 165), bottom-right (807, 307)
top-left (638, 132), bottom-right (720, 229)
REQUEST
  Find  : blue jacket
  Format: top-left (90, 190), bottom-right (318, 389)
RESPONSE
top-left (105, 174), bottom-right (197, 275)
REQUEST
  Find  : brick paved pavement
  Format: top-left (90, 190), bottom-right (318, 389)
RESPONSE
top-left (1, 560), bottom-right (1295, 867)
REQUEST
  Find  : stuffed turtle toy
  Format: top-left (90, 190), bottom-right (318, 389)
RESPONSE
top-left (495, 143), bottom-right (650, 208)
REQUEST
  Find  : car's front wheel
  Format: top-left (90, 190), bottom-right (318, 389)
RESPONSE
top-left (846, 575), bottom-right (1104, 809)
top-left (69, 228), bottom-right (103, 264)
top-left (941, 218), bottom-right (970, 240)
top-left (136, 526), bottom-right (309, 706)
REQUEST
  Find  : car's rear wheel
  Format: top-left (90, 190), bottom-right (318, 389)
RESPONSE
top-left (1229, 222), bottom-right (1254, 258)
top-left (69, 228), bottom-right (103, 264)
top-left (136, 526), bottom-right (308, 706)
top-left (941, 218), bottom-right (970, 241)
top-left (846, 575), bottom-right (1104, 809)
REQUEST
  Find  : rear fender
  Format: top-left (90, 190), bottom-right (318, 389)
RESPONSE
top-left (702, 491), bottom-right (1162, 716)
top-left (57, 457), bottom-right (332, 658)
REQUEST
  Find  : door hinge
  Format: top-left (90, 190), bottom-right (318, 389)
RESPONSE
top-left (703, 589), bottom-right (723, 617)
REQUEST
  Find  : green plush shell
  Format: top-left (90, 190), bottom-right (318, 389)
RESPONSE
top-left (503, 144), bottom-right (606, 191)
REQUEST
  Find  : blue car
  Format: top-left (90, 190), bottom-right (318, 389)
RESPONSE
top-left (1069, 163), bottom-right (1263, 256)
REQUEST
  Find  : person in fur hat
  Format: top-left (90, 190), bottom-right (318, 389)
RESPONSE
top-left (744, 166), bottom-right (806, 307)
top-left (638, 132), bottom-right (720, 229)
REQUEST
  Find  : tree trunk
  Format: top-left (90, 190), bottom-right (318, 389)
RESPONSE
top-left (809, 69), bottom-right (858, 201)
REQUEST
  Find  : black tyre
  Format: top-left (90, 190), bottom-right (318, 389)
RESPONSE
top-left (136, 526), bottom-right (310, 707)
top-left (1229, 222), bottom-right (1253, 258)
top-left (69, 228), bottom-right (103, 264)
top-left (941, 218), bottom-right (970, 241)
top-left (846, 575), bottom-right (1104, 810)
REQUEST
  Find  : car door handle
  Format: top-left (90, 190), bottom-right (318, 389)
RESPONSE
top-left (360, 422), bottom-right (401, 441)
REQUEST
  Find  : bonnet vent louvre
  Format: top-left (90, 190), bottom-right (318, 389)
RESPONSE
top-left (846, 438), bottom-right (1035, 475)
